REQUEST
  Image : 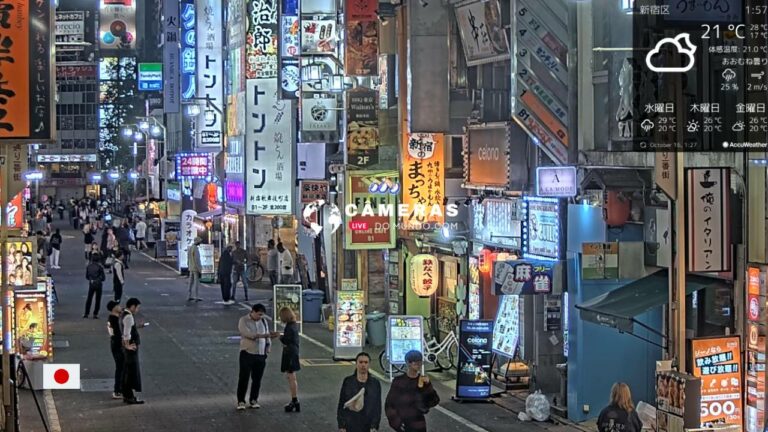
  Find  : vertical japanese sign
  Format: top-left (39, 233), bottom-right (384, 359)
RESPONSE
top-left (180, 0), bottom-right (197, 149)
top-left (346, 88), bottom-right (379, 168)
top-left (453, 0), bottom-right (509, 66)
top-left (179, 209), bottom-right (197, 271)
top-left (345, 171), bottom-right (398, 250)
top-left (344, 0), bottom-right (378, 76)
top-left (523, 197), bottom-right (560, 260)
top-left (5, 144), bottom-right (28, 198)
top-left (163, 0), bottom-right (180, 113)
top-left (0, 0), bottom-right (54, 140)
top-left (655, 151), bottom-right (677, 200)
top-left (6, 192), bottom-right (23, 229)
top-left (226, 0), bottom-right (245, 135)
top-left (691, 336), bottom-right (742, 426)
top-left (686, 168), bottom-right (731, 272)
top-left (279, 0), bottom-right (300, 98)
top-left (245, 79), bottom-right (294, 215)
top-left (246, 0), bottom-right (279, 79)
top-left (99, 0), bottom-right (137, 51)
top-left (402, 132), bottom-right (444, 229)
top-left (492, 259), bottom-right (553, 295)
top-left (196, 0), bottom-right (224, 149)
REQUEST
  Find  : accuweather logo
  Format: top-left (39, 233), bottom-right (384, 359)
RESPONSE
top-left (646, 33), bottom-right (696, 73)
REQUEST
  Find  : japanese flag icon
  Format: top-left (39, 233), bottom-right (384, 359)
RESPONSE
top-left (43, 364), bottom-right (80, 390)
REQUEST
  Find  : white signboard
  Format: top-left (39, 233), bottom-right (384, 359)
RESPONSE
top-left (454, 0), bottom-right (510, 66)
top-left (523, 197), bottom-right (560, 260)
top-left (301, 96), bottom-right (338, 131)
top-left (163, 0), bottom-right (180, 113)
top-left (686, 168), bottom-right (731, 272)
top-left (55, 11), bottom-right (85, 43)
top-left (99, 1), bottom-right (137, 50)
top-left (492, 295), bottom-right (520, 358)
top-left (37, 154), bottom-right (98, 163)
top-left (179, 209), bottom-right (197, 271)
top-left (245, 79), bottom-right (295, 215)
top-left (196, 0), bottom-right (224, 148)
top-left (536, 166), bottom-right (577, 197)
top-left (297, 142), bottom-right (327, 179)
top-left (199, 244), bottom-right (215, 274)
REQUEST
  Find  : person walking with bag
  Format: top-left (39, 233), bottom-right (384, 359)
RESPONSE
top-left (384, 351), bottom-right (440, 432)
top-left (278, 306), bottom-right (301, 412)
top-left (187, 237), bottom-right (203, 302)
top-left (106, 301), bottom-right (124, 399)
top-left (235, 303), bottom-right (276, 410)
top-left (84, 255), bottom-right (105, 319)
top-left (338, 352), bottom-right (381, 432)
top-left (597, 383), bottom-right (643, 432)
top-left (218, 245), bottom-right (234, 304)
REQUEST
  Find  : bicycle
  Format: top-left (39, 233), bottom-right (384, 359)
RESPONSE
top-left (247, 252), bottom-right (265, 283)
top-left (379, 316), bottom-right (459, 374)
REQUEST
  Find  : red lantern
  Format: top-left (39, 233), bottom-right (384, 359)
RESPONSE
top-left (478, 249), bottom-right (493, 273)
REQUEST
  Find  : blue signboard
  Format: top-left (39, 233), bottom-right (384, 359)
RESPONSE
top-left (456, 320), bottom-right (494, 399)
top-left (180, 0), bottom-right (196, 100)
top-left (138, 63), bottom-right (163, 91)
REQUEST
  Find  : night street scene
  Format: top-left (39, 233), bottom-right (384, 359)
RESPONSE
top-left (0, 0), bottom-right (766, 431)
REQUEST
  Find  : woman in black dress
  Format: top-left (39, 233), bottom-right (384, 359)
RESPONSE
top-left (278, 306), bottom-right (301, 412)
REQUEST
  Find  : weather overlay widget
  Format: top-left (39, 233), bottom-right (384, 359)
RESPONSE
top-left (628, 1), bottom-right (768, 151)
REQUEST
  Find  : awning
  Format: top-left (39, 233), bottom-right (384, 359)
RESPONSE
top-left (195, 207), bottom-right (237, 219)
top-left (575, 269), bottom-right (725, 346)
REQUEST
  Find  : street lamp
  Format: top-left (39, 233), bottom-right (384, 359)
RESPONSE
top-left (25, 171), bottom-right (44, 204)
top-left (150, 125), bottom-right (162, 137)
top-left (122, 127), bottom-right (133, 138)
top-left (133, 131), bottom-right (144, 141)
top-left (90, 173), bottom-right (102, 183)
top-left (138, 120), bottom-right (150, 131)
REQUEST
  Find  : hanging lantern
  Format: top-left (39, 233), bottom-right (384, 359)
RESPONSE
top-left (478, 249), bottom-right (493, 273)
top-left (410, 254), bottom-right (440, 297)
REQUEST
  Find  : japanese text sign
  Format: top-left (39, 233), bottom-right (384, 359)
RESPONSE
top-left (691, 336), bottom-right (742, 426)
top-left (410, 254), bottom-right (440, 297)
top-left (523, 197), bottom-right (560, 260)
top-left (492, 259), bottom-right (554, 295)
top-left (686, 168), bottom-right (731, 272)
top-left (175, 153), bottom-right (213, 179)
top-left (386, 316), bottom-right (424, 365)
top-left (402, 132), bottom-right (445, 229)
top-left (345, 171), bottom-right (398, 250)
top-left (196, 0), bottom-right (224, 148)
top-left (180, 0), bottom-right (195, 101)
top-left (0, 0), bottom-right (54, 140)
top-left (347, 89), bottom-right (379, 167)
top-left (163, 0), bottom-right (180, 112)
top-left (299, 180), bottom-right (329, 204)
top-left (179, 210), bottom-right (197, 271)
top-left (245, 79), bottom-right (294, 215)
top-left (246, 0), bottom-right (278, 79)
top-left (55, 11), bottom-right (85, 43)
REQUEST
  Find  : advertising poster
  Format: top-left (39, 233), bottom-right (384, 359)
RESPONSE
top-left (0, 0), bottom-right (54, 140)
top-left (387, 316), bottom-right (424, 365)
top-left (199, 244), bottom-right (215, 275)
top-left (301, 19), bottom-right (337, 53)
top-left (344, 0), bottom-right (378, 75)
top-left (402, 132), bottom-right (445, 229)
top-left (245, 79), bottom-right (295, 215)
top-left (278, 0), bottom-right (299, 99)
top-left (523, 198), bottom-right (560, 260)
top-left (334, 290), bottom-right (365, 359)
top-left (691, 336), bottom-right (742, 426)
top-left (99, 0), bottom-right (137, 50)
top-left (55, 11), bottom-right (85, 43)
top-left (196, 0), bottom-right (224, 148)
top-left (15, 292), bottom-right (50, 358)
top-left (453, 0), bottom-right (509, 66)
top-left (581, 243), bottom-right (619, 279)
top-left (162, 220), bottom-right (180, 257)
top-left (344, 171), bottom-right (398, 250)
top-left (493, 260), bottom-right (554, 295)
top-left (686, 168), bottom-right (731, 272)
top-left (179, 210), bottom-right (197, 271)
top-left (464, 124), bottom-right (510, 189)
top-left (7, 192), bottom-right (24, 229)
top-left (4, 241), bottom-right (35, 288)
top-left (492, 295), bottom-right (519, 358)
top-left (346, 89), bottom-right (379, 168)
top-left (246, 0), bottom-right (279, 79)
top-left (273, 284), bottom-right (303, 332)
top-left (468, 257), bottom-right (481, 320)
top-left (456, 320), bottom-right (494, 399)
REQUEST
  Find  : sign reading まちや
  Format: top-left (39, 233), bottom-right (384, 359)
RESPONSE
top-left (686, 168), bottom-right (730, 272)
top-left (523, 197), bottom-right (560, 260)
top-left (402, 132), bottom-right (445, 229)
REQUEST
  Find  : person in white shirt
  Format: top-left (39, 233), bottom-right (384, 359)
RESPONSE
top-left (135, 219), bottom-right (147, 250)
top-left (277, 242), bottom-right (294, 284)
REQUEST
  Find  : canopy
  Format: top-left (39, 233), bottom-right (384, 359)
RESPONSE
top-left (575, 269), bottom-right (723, 342)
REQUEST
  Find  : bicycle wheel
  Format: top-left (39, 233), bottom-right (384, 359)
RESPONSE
top-left (379, 350), bottom-right (405, 374)
top-left (16, 363), bottom-right (26, 389)
top-left (247, 265), bottom-right (264, 283)
top-left (434, 339), bottom-right (458, 370)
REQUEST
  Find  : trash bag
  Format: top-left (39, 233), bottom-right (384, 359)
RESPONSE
top-left (524, 391), bottom-right (551, 422)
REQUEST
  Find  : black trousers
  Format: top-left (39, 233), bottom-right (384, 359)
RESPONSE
top-left (113, 281), bottom-right (123, 302)
top-left (84, 284), bottom-right (102, 316)
top-left (237, 351), bottom-right (267, 403)
top-left (219, 274), bottom-right (231, 301)
top-left (111, 345), bottom-right (124, 393)
top-left (122, 348), bottom-right (141, 399)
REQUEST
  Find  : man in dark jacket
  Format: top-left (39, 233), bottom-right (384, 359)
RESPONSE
top-left (384, 351), bottom-right (440, 432)
top-left (84, 255), bottom-right (106, 319)
top-left (218, 245), bottom-right (234, 304)
top-left (230, 242), bottom-right (248, 301)
top-left (338, 352), bottom-right (381, 432)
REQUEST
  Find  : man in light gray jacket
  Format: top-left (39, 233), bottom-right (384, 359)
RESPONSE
top-left (187, 237), bottom-right (203, 302)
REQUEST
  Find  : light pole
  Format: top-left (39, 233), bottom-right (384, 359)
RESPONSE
top-left (136, 116), bottom-right (166, 200)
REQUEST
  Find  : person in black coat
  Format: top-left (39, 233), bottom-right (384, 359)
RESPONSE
top-left (338, 352), bottom-right (382, 432)
top-left (597, 383), bottom-right (643, 432)
top-left (279, 306), bottom-right (301, 413)
top-left (218, 245), bottom-right (234, 304)
top-left (84, 255), bottom-right (106, 319)
top-left (106, 301), bottom-right (124, 399)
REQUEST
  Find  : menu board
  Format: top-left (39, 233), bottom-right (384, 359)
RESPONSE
top-left (334, 290), bottom-right (365, 359)
top-left (273, 284), bottom-right (303, 333)
top-left (456, 320), bottom-right (494, 399)
top-left (492, 295), bottom-right (520, 358)
top-left (690, 336), bottom-right (743, 426)
top-left (387, 315), bottom-right (424, 365)
top-left (468, 257), bottom-right (481, 320)
top-left (15, 292), bottom-right (51, 359)
top-left (4, 241), bottom-right (35, 288)
top-left (161, 220), bottom-right (180, 257)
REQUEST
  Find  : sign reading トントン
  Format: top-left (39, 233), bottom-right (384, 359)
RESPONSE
top-left (196, 0), bottom-right (224, 148)
top-left (0, 0), bottom-right (55, 141)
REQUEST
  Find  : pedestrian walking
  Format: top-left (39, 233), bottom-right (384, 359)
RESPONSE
top-left (121, 298), bottom-right (144, 404)
top-left (266, 240), bottom-right (279, 286)
top-left (117, 222), bottom-right (132, 268)
top-left (278, 306), bottom-right (301, 412)
top-left (235, 303), bottom-right (276, 411)
top-left (218, 245), bottom-right (234, 304)
top-left (277, 242), bottom-right (294, 284)
top-left (384, 351), bottom-right (440, 432)
top-left (112, 250), bottom-right (126, 303)
top-left (337, 352), bottom-right (382, 432)
top-left (106, 300), bottom-right (124, 399)
top-left (49, 228), bottom-right (62, 269)
top-left (135, 218), bottom-right (147, 250)
top-left (230, 241), bottom-right (249, 301)
top-left (187, 237), bottom-right (202, 302)
top-left (84, 225), bottom-right (95, 260)
top-left (84, 255), bottom-right (106, 319)
top-left (597, 383), bottom-right (643, 432)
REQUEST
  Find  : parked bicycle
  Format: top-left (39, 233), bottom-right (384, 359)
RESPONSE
top-left (379, 316), bottom-right (459, 374)
top-left (246, 251), bottom-right (265, 283)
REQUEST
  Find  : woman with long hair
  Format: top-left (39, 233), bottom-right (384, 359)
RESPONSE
top-left (278, 306), bottom-right (301, 413)
top-left (597, 382), bottom-right (643, 432)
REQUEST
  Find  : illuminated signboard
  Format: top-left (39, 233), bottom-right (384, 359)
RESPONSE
top-left (386, 316), bottom-right (424, 365)
top-left (180, 0), bottom-right (196, 100)
top-left (246, 0), bottom-right (279, 79)
top-left (37, 154), bottom-right (98, 163)
top-left (196, 0), bottom-right (224, 148)
top-left (522, 197), bottom-right (560, 260)
top-left (691, 336), bottom-right (743, 427)
top-left (175, 153), bottom-right (213, 179)
top-left (402, 132), bottom-right (445, 229)
top-left (99, 0), bottom-right (137, 50)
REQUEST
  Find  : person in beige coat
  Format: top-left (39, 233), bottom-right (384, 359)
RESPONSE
top-left (187, 237), bottom-right (203, 302)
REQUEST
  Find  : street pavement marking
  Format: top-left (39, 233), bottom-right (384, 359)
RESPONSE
top-left (44, 389), bottom-right (62, 432)
top-left (301, 358), bottom-right (354, 366)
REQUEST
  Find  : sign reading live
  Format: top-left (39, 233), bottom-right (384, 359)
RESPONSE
top-left (456, 320), bottom-right (494, 399)
top-left (345, 171), bottom-right (397, 250)
top-left (690, 336), bottom-right (742, 427)
top-left (0, 0), bottom-right (54, 140)
top-left (686, 168), bottom-right (731, 272)
top-left (402, 132), bottom-right (444, 229)
top-left (344, 0), bottom-right (378, 76)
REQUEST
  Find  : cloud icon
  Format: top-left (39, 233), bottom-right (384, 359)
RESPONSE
top-left (645, 33), bottom-right (697, 73)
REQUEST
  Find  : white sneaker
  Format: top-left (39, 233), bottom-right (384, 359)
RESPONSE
top-left (249, 401), bottom-right (260, 409)
top-left (236, 402), bottom-right (246, 410)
